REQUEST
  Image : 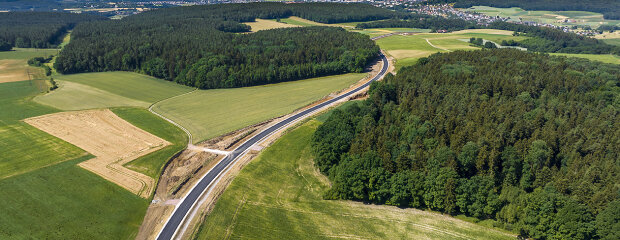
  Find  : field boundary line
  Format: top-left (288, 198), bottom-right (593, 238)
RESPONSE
top-left (148, 88), bottom-right (197, 145)
top-left (425, 38), bottom-right (451, 52)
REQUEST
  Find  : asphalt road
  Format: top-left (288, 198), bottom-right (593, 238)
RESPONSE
top-left (157, 52), bottom-right (389, 240)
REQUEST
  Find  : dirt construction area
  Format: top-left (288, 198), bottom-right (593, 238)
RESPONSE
top-left (24, 109), bottom-right (169, 198)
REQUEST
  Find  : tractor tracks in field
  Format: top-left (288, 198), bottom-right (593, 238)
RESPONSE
top-left (148, 88), bottom-right (197, 146)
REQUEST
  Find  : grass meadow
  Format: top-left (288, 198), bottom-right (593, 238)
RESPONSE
top-left (0, 81), bottom-right (149, 238)
top-left (56, 72), bottom-right (193, 102)
top-left (463, 6), bottom-right (620, 28)
top-left (112, 107), bottom-right (188, 179)
top-left (373, 30), bottom-right (526, 70)
top-left (152, 73), bottom-right (367, 143)
top-left (194, 118), bottom-right (514, 240)
top-left (0, 156), bottom-right (148, 239)
top-left (34, 71), bottom-right (193, 110)
top-left (0, 48), bottom-right (58, 60)
top-left (34, 80), bottom-right (151, 110)
top-left (549, 53), bottom-right (620, 64)
top-left (602, 38), bottom-right (620, 46)
top-left (0, 80), bottom-right (86, 179)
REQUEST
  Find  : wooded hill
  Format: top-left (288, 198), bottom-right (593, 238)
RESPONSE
top-left (430, 0), bottom-right (620, 20)
top-left (313, 49), bottom-right (619, 239)
top-left (0, 12), bottom-right (105, 49)
top-left (54, 3), bottom-right (387, 89)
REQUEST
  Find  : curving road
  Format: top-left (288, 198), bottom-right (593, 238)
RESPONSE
top-left (156, 51), bottom-right (390, 240)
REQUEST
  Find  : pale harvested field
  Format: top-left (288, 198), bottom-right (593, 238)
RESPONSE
top-left (24, 109), bottom-right (169, 198)
top-left (0, 59), bottom-right (40, 83)
top-left (245, 19), bottom-right (300, 32)
top-left (388, 50), bottom-right (435, 59)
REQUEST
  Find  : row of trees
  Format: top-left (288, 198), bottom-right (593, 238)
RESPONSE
top-left (469, 37), bottom-right (497, 48)
top-left (55, 3), bottom-right (384, 89)
top-left (0, 40), bottom-right (10, 51)
top-left (355, 17), bottom-right (478, 32)
top-left (430, 0), bottom-right (620, 20)
top-left (0, 12), bottom-right (105, 49)
top-left (312, 49), bottom-right (619, 239)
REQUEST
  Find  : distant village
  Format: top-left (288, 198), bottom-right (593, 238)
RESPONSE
top-left (2, 0), bottom-right (609, 36)
top-left (366, 1), bottom-right (603, 36)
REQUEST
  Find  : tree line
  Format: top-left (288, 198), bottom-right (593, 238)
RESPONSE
top-left (312, 49), bottom-right (619, 239)
top-left (54, 3), bottom-right (387, 89)
top-left (0, 12), bottom-right (105, 49)
top-left (355, 17), bottom-right (478, 32)
top-left (430, 0), bottom-right (620, 20)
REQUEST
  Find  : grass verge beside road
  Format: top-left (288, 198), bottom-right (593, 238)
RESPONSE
top-left (194, 119), bottom-right (514, 239)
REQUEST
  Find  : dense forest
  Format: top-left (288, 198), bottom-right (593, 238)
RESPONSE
top-left (312, 49), bottom-right (619, 239)
top-left (54, 3), bottom-right (385, 89)
top-left (430, 0), bottom-right (620, 20)
top-left (356, 17), bottom-right (478, 32)
top-left (0, 12), bottom-right (105, 48)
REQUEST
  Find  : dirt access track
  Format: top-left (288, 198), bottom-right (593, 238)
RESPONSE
top-left (24, 109), bottom-right (169, 198)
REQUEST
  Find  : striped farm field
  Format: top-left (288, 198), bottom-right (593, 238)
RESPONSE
top-left (152, 73), bottom-right (367, 143)
top-left (0, 80), bottom-right (150, 239)
top-left (34, 71), bottom-right (193, 110)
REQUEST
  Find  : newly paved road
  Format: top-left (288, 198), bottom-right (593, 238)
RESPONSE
top-left (157, 52), bottom-right (389, 240)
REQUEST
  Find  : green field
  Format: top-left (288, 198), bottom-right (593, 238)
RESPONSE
top-left (112, 107), bottom-right (188, 179)
top-left (0, 122), bottom-right (88, 179)
top-left (0, 48), bottom-right (58, 60)
top-left (0, 80), bottom-right (149, 238)
top-left (34, 72), bottom-right (193, 110)
top-left (277, 17), bottom-right (317, 27)
top-left (463, 6), bottom-right (620, 28)
top-left (0, 80), bottom-right (87, 179)
top-left (152, 73), bottom-right (366, 143)
top-left (374, 30), bottom-right (528, 70)
top-left (55, 72), bottom-right (193, 102)
top-left (194, 119), bottom-right (514, 239)
top-left (602, 38), bottom-right (620, 46)
top-left (34, 80), bottom-right (151, 110)
top-left (549, 53), bottom-right (620, 64)
top-left (0, 156), bottom-right (148, 239)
